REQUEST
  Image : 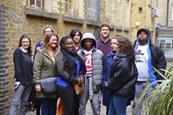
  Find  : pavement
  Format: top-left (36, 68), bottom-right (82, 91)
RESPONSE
top-left (26, 103), bottom-right (132, 115)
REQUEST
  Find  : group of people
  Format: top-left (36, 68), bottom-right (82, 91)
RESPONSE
top-left (9, 23), bottom-right (166, 115)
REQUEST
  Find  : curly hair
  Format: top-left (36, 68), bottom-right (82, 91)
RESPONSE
top-left (114, 35), bottom-right (135, 60)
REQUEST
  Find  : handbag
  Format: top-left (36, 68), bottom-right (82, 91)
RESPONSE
top-left (40, 77), bottom-right (57, 93)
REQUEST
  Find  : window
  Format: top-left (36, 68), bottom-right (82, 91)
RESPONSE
top-left (157, 38), bottom-right (173, 59)
top-left (27, 0), bottom-right (60, 13)
top-left (29, 0), bottom-right (44, 10)
top-left (87, 0), bottom-right (100, 21)
top-left (64, 0), bottom-right (85, 19)
top-left (171, 4), bottom-right (173, 20)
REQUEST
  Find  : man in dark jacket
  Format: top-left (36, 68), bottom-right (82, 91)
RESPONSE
top-left (132, 28), bottom-right (167, 115)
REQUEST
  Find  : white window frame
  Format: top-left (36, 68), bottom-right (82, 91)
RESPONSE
top-left (28, 0), bottom-right (44, 10)
top-left (171, 4), bottom-right (173, 20)
top-left (28, 0), bottom-right (52, 12)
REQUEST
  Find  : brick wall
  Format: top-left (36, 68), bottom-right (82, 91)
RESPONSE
top-left (0, 4), bottom-right (10, 114)
top-left (0, 0), bottom-right (130, 113)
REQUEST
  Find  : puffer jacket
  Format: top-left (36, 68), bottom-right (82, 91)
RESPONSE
top-left (105, 53), bottom-right (138, 97)
top-left (78, 33), bottom-right (103, 85)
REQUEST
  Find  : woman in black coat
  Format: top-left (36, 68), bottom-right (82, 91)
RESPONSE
top-left (105, 35), bottom-right (138, 115)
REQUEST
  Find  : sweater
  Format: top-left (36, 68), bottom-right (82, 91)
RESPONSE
top-left (13, 48), bottom-right (33, 85)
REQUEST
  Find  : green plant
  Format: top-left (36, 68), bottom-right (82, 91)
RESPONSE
top-left (134, 67), bottom-right (173, 115)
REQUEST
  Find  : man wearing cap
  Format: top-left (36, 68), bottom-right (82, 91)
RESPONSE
top-left (132, 28), bottom-right (166, 115)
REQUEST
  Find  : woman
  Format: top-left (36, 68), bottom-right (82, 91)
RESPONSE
top-left (33, 34), bottom-right (59, 115)
top-left (9, 35), bottom-right (33, 115)
top-left (69, 29), bottom-right (82, 51)
top-left (102, 38), bottom-right (117, 115)
top-left (104, 35), bottom-right (138, 115)
top-left (56, 36), bottom-right (86, 115)
top-left (31, 25), bottom-right (55, 115)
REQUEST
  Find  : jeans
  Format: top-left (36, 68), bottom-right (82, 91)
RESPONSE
top-left (108, 95), bottom-right (128, 115)
top-left (9, 84), bottom-right (32, 115)
top-left (79, 78), bottom-right (101, 115)
top-left (132, 81), bottom-right (153, 115)
top-left (41, 98), bottom-right (57, 115)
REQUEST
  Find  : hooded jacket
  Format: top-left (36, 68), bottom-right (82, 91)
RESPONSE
top-left (134, 28), bottom-right (167, 81)
top-left (78, 33), bottom-right (103, 85)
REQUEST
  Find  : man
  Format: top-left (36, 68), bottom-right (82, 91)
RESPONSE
top-left (97, 24), bottom-right (112, 115)
top-left (132, 28), bottom-right (167, 115)
top-left (97, 23), bottom-right (112, 57)
top-left (69, 29), bottom-right (83, 51)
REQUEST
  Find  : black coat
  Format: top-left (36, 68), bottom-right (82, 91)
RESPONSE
top-left (135, 28), bottom-right (167, 80)
top-left (105, 53), bottom-right (138, 97)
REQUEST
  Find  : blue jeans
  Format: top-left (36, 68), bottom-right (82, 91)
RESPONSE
top-left (41, 98), bottom-right (57, 115)
top-left (108, 95), bottom-right (128, 115)
top-left (132, 81), bottom-right (153, 115)
top-left (9, 84), bottom-right (32, 115)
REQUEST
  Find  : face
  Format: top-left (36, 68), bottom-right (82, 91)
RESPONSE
top-left (48, 35), bottom-right (58, 49)
top-left (83, 39), bottom-right (93, 50)
top-left (138, 31), bottom-right (148, 42)
top-left (111, 39), bottom-right (120, 52)
top-left (21, 38), bottom-right (30, 49)
top-left (73, 32), bottom-right (81, 44)
top-left (44, 28), bottom-right (53, 36)
top-left (64, 38), bottom-right (74, 52)
top-left (100, 26), bottom-right (110, 39)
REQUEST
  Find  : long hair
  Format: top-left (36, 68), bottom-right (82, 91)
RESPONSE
top-left (42, 33), bottom-right (59, 49)
top-left (69, 29), bottom-right (83, 40)
top-left (114, 35), bottom-right (135, 60)
top-left (60, 36), bottom-right (83, 66)
top-left (18, 34), bottom-right (32, 55)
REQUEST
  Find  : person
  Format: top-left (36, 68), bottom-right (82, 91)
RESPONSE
top-left (34, 25), bottom-right (55, 56)
top-left (9, 35), bottom-right (33, 115)
top-left (102, 38), bottom-right (117, 115)
top-left (78, 33), bottom-right (103, 115)
top-left (69, 29), bottom-right (83, 51)
top-left (55, 36), bottom-right (86, 115)
top-left (30, 25), bottom-right (55, 115)
top-left (132, 28), bottom-right (167, 115)
top-left (33, 34), bottom-right (59, 115)
top-left (97, 23), bottom-right (112, 57)
top-left (104, 35), bottom-right (138, 115)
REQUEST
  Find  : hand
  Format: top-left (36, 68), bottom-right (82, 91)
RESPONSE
top-left (93, 85), bottom-right (101, 94)
top-left (78, 75), bottom-right (85, 83)
top-left (35, 84), bottom-right (41, 92)
top-left (14, 82), bottom-right (20, 90)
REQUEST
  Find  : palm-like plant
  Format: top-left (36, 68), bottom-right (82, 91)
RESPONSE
top-left (135, 67), bottom-right (173, 115)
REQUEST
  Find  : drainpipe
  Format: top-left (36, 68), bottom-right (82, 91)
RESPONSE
top-left (166, 0), bottom-right (169, 27)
